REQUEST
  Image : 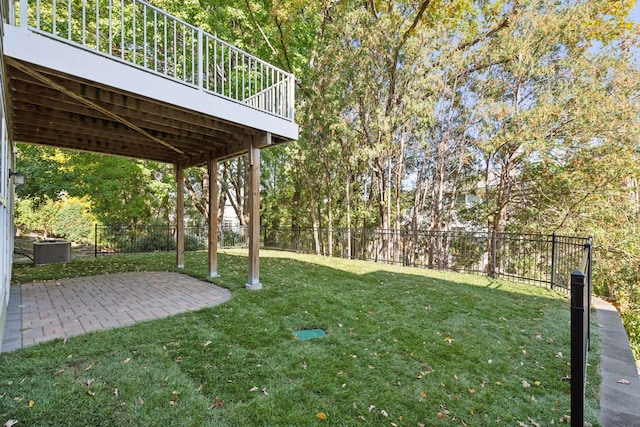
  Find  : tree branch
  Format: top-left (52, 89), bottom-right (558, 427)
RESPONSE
top-left (386, 0), bottom-right (432, 114)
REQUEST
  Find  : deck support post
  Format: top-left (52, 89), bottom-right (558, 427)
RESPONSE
top-left (208, 153), bottom-right (219, 278)
top-left (246, 136), bottom-right (263, 290)
top-left (175, 163), bottom-right (185, 269)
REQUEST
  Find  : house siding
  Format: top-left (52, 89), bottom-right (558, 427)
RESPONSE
top-left (0, 2), bottom-right (16, 353)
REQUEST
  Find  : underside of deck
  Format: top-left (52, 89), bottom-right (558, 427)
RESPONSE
top-left (4, 26), bottom-right (297, 167)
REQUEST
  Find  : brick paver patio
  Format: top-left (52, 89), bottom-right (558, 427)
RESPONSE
top-left (1, 272), bottom-right (231, 352)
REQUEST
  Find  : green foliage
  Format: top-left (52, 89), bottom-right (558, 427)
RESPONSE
top-left (16, 144), bottom-right (174, 226)
top-left (621, 306), bottom-right (640, 359)
top-left (5, 250), bottom-right (600, 426)
top-left (15, 197), bottom-right (97, 243)
top-left (51, 198), bottom-right (97, 244)
top-left (15, 198), bottom-right (59, 237)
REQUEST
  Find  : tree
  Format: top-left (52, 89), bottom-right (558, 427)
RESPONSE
top-left (16, 145), bottom-right (174, 226)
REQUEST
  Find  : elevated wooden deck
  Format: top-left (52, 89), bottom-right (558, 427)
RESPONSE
top-left (4, 21), bottom-right (297, 166)
top-left (4, 0), bottom-right (298, 288)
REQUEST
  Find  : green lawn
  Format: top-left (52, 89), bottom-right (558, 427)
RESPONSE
top-left (2, 250), bottom-right (600, 426)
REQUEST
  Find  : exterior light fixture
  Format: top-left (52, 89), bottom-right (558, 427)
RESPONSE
top-left (9, 169), bottom-right (25, 185)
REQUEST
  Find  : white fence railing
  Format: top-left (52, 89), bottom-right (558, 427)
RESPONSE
top-left (14, 0), bottom-right (295, 121)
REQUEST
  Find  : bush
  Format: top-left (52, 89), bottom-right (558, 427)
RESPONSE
top-left (621, 306), bottom-right (640, 360)
top-left (51, 199), bottom-right (96, 244)
top-left (15, 197), bottom-right (97, 243)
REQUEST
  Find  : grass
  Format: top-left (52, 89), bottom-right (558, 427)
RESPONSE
top-left (2, 250), bottom-right (600, 426)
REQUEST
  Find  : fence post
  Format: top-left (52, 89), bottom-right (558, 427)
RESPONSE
top-left (550, 233), bottom-right (557, 289)
top-left (586, 241), bottom-right (592, 351)
top-left (491, 230), bottom-right (497, 278)
top-left (402, 229), bottom-right (407, 266)
top-left (94, 223), bottom-right (98, 257)
top-left (570, 269), bottom-right (587, 427)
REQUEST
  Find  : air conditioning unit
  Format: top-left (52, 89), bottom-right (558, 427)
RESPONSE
top-left (33, 240), bottom-right (71, 266)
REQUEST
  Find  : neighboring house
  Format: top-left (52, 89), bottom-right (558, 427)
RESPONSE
top-left (0, 2), bottom-right (17, 353)
top-left (222, 200), bottom-right (241, 231)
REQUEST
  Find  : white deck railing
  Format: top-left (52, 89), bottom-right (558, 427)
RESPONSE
top-left (14, 0), bottom-right (295, 121)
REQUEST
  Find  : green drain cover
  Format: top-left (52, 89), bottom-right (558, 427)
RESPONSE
top-left (293, 329), bottom-right (327, 340)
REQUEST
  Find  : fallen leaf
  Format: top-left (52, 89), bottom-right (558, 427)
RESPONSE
top-left (262, 388), bottom-right (268, 396)
top-left (138, 397), bottom-right (144, 405)
top-left (123, 358), bottom-right (131, 364)
top-left (316, 412), bottom-right (327, 420)
top-left (208, 397), bottom-right (223, 409)
top-left (113, 388), bottom-right (119, 398)
top-left (28, 401), bottom-right (34, 408)
top-left (249, 386), bottom-right (259, 392)
top-left (203, 341), bottom-right (212, 347)
top-left (5, 420), bottom-right (18, 427)
top-left (170, 392), bottom-right (179, 405)
top-left (380, 410), bottom-right (388, 417)
top-left (444, 337), bottom-right (454, 344)
top-left (86, 379), bottom-right (94, 387)
top-left (438, 412), bottom-right (446, 420)
top-left (368, 405), bottom-right (376, 412)
top-left (85, 364), bottom-right (93, 371)
top-left (617, 379), bottom-right (630, 385)
top-left (420, 391), bottom-right (427, 398)
top-left (522, 380), bottom-right (531, 388)
top-left (87, 391), bottom-right (96, 397)
top-left (556, 352), bottom-right (563, 358)
top-left (488, 359), bottom-right (493, 364)
top-left (468, 388), bottom-right (476, 394)
top-left (528, 416), bottom-right (541, 427)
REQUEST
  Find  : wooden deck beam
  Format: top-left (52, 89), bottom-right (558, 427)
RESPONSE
top-left (246, 133), bottom-right (268, 290)
top-left (208, 153), bottom-right (219, 278)
top-left (175, 164), bottom-right (185, 269)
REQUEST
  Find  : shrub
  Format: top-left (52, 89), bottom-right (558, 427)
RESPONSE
top-left (15, 197), bottom-right (97, 243)
top-left (51, 198), bottom-right (97, 244)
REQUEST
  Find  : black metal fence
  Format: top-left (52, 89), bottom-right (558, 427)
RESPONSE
top-left (95, 224), bottom-right (590, 292)
top-left (262, 227), bottom-right (590, 292)
top-left (570, 243), bottom-right (593, 427)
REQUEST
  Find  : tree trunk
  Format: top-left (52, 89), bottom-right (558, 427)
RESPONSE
top-left (345, 170), bottom-right (352, 259)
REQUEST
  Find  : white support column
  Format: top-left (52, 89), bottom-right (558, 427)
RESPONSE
top-left (208, 153), bottom-right (219, 278)
top-left (246, 138), bottom-right (262, 290)
top-left (175, 163), bottom-right (185, 269)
